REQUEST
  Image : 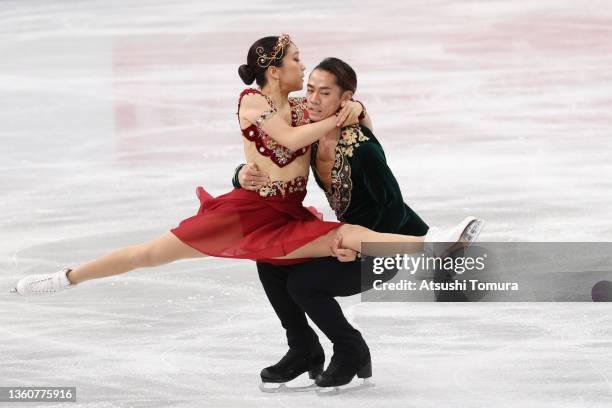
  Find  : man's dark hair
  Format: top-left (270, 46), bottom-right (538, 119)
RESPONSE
top-left (313, 57), bottom-right (357, 94)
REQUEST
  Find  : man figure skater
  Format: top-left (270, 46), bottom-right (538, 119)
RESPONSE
top-left (232, 57), bottom-right (431, 390)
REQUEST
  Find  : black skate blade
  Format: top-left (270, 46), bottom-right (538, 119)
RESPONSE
top-left (259, 382), bottom-right (319, 393)
top-left (316, 378), bottom-right (375, 396)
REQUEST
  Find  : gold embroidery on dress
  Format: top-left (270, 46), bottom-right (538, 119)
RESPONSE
top-left (289, 97), bottom-right (309, 126)
top-left (255, 110), bottom-right (277, 127)
top-left (245, 92), bottom-right (309, 167)
top-left (257, 176), bottom-right (308, 197)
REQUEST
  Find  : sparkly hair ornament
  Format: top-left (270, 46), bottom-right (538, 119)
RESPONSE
top-left (256, 33), bottom-right (291, 68)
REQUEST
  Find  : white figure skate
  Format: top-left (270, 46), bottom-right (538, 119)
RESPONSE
top-left (425, 216), bottom-right (484, 257)
top-left (10, 267), bottom-right (75, 297)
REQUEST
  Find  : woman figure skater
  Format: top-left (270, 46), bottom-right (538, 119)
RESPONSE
top-left (12, 34), bottom-right (483, 297)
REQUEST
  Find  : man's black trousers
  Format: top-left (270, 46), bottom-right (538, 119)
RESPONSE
top-left (257, 256), bottom-right (397, 362)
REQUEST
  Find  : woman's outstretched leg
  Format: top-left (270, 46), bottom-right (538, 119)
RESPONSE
top-left (12, 231), bottom-right (206, 296)
top-left (67, 231), bottom-right (206, 284)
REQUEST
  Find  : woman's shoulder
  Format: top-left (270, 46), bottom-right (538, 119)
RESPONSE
top-left (239, 87), bottom-right (261, 97)
top-left (238, 88), bottom-right (274, 110)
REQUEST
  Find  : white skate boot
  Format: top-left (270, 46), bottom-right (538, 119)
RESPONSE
top-left (10, 267), bottom-right (75, 297)
top-left (425, 216), bottom-right (484, 257)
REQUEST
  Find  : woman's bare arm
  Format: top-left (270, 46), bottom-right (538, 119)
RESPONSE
top-left (240, 93), bottom-right (348, 151)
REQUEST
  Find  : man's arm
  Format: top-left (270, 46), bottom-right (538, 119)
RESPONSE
top-left (359, 143), bottom-right (407, 233)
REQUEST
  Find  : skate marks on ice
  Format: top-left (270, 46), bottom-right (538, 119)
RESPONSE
top-left (0, 253), bottom-right (275, 405)
top-left (354, 302), bottom-right (612, 407)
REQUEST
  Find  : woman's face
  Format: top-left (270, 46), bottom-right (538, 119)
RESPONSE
top-left (275, 43), bottom-right (306, 91)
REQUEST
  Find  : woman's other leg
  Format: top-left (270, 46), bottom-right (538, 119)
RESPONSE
top-left (275, 224), bottom-right (425, 260)
top-left (276, 216), bottom-right (481, 260)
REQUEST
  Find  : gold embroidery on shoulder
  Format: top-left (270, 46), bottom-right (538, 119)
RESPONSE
top-left (339, 125), bottom-right (368, 158)
top-left (340, 125), bottom-right (369, 149)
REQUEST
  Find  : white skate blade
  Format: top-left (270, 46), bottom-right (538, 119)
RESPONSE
top-left (316, 378), bottom-right (375, 396)
top-left (9, 287), bottom-right (18, 294)
top-left (259, 382), bottom-right (319, 393)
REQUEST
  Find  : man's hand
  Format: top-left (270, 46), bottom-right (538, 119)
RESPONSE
top-left (336, 100), bottom-right (362, 127)
top-left (330, 235), bottom-right (358, 262)
top-left (239, 162), bottom-right (270, 191)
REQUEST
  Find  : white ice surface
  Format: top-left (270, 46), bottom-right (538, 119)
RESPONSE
top-left (1, 0), bottom-right (611, 406)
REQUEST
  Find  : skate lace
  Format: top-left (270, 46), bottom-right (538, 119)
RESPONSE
top-left (27, 274), bottom-right (60, 293)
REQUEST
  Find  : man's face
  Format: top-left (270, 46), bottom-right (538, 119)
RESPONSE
top-left (306, 69), bottom-right (347, 122)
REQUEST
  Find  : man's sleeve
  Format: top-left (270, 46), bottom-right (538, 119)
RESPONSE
top-left (359, 143), bottom-right (408, 233)
top-left (232, 163), bottom-right (246, 188)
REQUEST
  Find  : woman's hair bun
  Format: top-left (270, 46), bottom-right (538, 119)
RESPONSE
top-left (238, 64), bottom-right (256, 85)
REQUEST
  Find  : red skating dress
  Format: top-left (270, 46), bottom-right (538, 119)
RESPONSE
top-left (169, 88), bottom-right (344, 265)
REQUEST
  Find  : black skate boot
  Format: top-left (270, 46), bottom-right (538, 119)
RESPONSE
top-left (259, 345), bottom-right (325, 393)
top-left (315, 352), bottom-right (374, 394)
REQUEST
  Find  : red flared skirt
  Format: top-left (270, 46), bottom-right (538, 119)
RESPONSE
top-left (170, 186), bottom-right (344, 265)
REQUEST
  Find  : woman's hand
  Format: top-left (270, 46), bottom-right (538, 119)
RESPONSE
top-left (330, 235), bottom-right (358, 262)
top-left (335, 100), bottom-right (363, 127)
top-left (238, 162), bottom-right (270, 191)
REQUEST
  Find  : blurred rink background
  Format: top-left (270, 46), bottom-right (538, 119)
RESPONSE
top-left (1, 0), bottom-right (611, 407)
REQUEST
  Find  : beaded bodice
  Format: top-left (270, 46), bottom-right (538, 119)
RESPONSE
top-left (237, 88), bottom-right (310, 168)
